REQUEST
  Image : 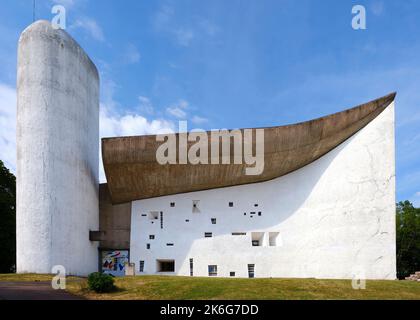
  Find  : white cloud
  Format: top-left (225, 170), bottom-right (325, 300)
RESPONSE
top-left (51, 0), bottom-right (77, 8)
top-left (137, 95), bottom-right (154, 114)
top-left (98, 86), bottom-right (176, 182)
top-left (154, 5), bottom-right (218, 47)
top-left (166, 99), bottom-right (189, 118)
top-left (415, 191), bottom-right (420, 197)
top-left (174, 28), bottom-right (194, 47)
top-left (70, 17), bottom-right (105, 41)
top-left (191, 115), bottom-right (208, 125)
top-left (124, 44), bottom-right (141, 64)
top-left (371, 1), bottom-right (385, 16)
top-left (0, 83), bottom-right (16, 173)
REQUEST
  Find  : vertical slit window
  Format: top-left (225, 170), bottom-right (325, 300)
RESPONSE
top-left (189, 258), bottom-right (193, 276)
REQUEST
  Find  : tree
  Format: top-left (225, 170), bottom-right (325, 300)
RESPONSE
top-left (0, 160), bottom-right (16, 273)
top-left (396, 201), bottom-right (420, 279)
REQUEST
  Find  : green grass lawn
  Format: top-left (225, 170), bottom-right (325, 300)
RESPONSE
top-left (1, 274), bottom-right (419, 300)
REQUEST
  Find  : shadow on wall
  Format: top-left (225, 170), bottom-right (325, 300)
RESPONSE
top-left (132, 131), bottom-right (359, 275)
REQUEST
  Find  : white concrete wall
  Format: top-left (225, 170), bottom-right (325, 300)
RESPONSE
top-left (130, 103), bottom-right (396, 279)
top-left (16, 21), bottom-right (99, 276)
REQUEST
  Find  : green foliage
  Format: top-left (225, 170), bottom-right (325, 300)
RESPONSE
top-left (0, 160), bottom-right (16, 273)
top-left (87, 272), bottom-right (115, 293)
top-left (396, 201), bottom-right (420, 279)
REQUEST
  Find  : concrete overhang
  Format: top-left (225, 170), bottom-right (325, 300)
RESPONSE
top-left (102, 92), bottom-right (396, 204)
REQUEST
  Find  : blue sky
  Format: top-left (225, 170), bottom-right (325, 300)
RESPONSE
top-left (0, 0), bottom-right (419, 205)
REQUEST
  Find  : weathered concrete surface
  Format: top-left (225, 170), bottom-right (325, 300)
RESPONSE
top-left (103, 93), bottom-right (395, 204)
top-left (98, 184), bottom-right (131, 249)
top-left (16, 20), bottom-right (99, 275)
top-left (0, 282), bottom-right (83, 300)
top-left (130, 102), bottom-right (396, 279)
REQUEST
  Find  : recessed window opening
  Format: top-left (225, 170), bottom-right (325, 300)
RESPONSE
top-left (170, 202), bottom-right (175, 207)
top-left (141, 214), bottom-right (147, 217)
top-left (229, 202), bottom-right (234, 207)
top-left (166, 243), bottom-right (174, 246)
top-left (251, 232), bottom-right (264, 247)
top-left (258, 212), bottom-right (262, 216)
top-left (149, 235), bottom-right (155, 240)
top-left (160, 212), bottom-right (163, 229)
top-left (248, 264), bottom-right (255, 278)
top-left (185, 219), bottom-right (190, 222)
top-left (230, 272), bottom-right (235, 277)
top-left (157, 260), bottom-right (175, 272)
top-left (192, 200), bottom-right (200, 213)
top-left (254, 204), bottom-right (258, 207)
top-left (232, 232), bottom-right (246, 236)
top-left (208, 265), bottom-right (217, 276)
top-left (139, 260), bottom-right (145, 272)
top-left (211, 218), bottom-right (216, 224)
top-left (189, 258), bottom-right (193, 276)
top-left (204, 232), bottom-right (212, 238)
top-left (149, 211), bottom-right (159, 220)
top-left (269, 232), bottom-right (281, 247)
top-left (146, 243), bottom-right (150, 249)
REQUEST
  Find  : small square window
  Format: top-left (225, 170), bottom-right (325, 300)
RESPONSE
top-left (211, 218), bottom-right (216, 224)
top-left (170, 202), bottom-right (175, 207)
top-left (258, 212), bottom-right (262, 216)
top-left (204, 232), bottom-right (212, 238)
top-left (208, 265), bottom-right (217, 276)
top-left (230, 272), bottom-right (235, 277)
top-left (229, 202), bottom-right (234, 207)
top-left (149, 235), bottom-right (155, 240)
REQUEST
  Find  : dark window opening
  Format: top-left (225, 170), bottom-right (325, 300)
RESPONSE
top-left (139, 260), bottom-right (145, 272)
top-left (254, 204), bottom-right (258, 207)
top-left (229, 202), bottom-right (234, 207)
top-left (146, 243), bottom-right (150, 249)
top-left (230, 272), bottom-right (235, 277)
top-left (189, 258), bottom-right (193, 276)
top-left (204, 232), bottom-right (212, 238)
top-left (211, 218), bottom-right (216, 224)
top-left (250, 212), bottom-right (256, 215)
top-left (166, 243), bottom-right (174, 246)
top-left (258, 212), bottom-right (262, 216)
top-left (160, 212), bottom-right (163, 229)
top-left (170, 202), bottom-right (175, 207)
top-left (244, 212), bottom-right (246, 216)
top-left (157, 260), bottom-right (175, 272)
top-left (149, 235), bottom-right (155, 240)
top-left (141, 214), bottom-right (147, 217)
top-left (185, 219), bottom-right (190, 222)
top-left (208, 265), bottom-right (217, 276)
top-left (252, 240), bottom-right (260, 246)
top-left (232, 232), bottom-right (246, 236)
top-left (248, 264), bottom-right (255, 278)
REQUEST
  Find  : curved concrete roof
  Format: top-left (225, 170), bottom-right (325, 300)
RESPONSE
top-left (103, 93), bottom-right (396, 204)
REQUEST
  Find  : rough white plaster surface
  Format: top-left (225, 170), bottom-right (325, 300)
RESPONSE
top-left (16, 21), bottom-right (99, 276)
top-left (130, 103), bottom-right (396, 279)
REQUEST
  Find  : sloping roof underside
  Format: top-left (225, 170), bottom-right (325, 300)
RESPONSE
top-left (102, 93), bottom-right (396, 204)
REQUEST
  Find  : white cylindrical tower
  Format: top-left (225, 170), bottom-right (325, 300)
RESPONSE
top-left (16, 20), bottom-right (99, 275)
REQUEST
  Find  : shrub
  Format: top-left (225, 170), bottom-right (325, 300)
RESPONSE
top-left (87, 272), bottom-right (115, 293)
